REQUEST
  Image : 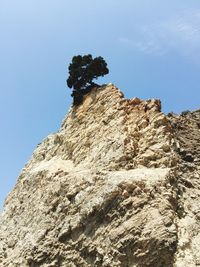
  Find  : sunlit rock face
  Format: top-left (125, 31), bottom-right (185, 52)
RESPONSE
top-left (0, 84), bottom-right (199, 267)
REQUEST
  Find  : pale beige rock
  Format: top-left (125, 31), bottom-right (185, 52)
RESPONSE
top-left (0, 84), bottom-right (200, 266)
top-left (169, 111), bottom-right (200, 267)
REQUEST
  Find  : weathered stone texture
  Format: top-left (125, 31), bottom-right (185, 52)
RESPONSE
top-left (0, 84), bottom-right (200, 266)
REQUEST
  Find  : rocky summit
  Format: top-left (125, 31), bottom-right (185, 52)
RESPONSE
top-left (0, 84), bottom-right (200, 267)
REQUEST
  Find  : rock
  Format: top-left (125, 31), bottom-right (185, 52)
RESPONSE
top-left (0, 84), bottom-right (200, 266)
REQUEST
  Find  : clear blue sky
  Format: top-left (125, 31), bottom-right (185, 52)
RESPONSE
top-left (1, 0), bottom-right (200, 210)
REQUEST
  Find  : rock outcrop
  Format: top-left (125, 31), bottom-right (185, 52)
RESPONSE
top-left (0, 84), bottom-right (200, 266)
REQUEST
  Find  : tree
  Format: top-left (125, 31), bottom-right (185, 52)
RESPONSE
top-left (67, 54), bottom-right (109, 105)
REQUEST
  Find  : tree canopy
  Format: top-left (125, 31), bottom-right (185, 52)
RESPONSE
top-left (67, 55), bottom-right (109, 105)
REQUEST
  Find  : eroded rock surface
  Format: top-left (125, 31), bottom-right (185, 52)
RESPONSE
top-left (0, 84), bottom-right (199, 266)
top-left (168, 111), bottom-right (200, 266)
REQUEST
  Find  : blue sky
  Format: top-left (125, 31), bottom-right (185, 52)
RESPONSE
top-left (1, 0), bottom-right (200, 209)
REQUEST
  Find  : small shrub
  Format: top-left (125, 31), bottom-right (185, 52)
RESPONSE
top-left (67, 55), bottom-right (109, 105)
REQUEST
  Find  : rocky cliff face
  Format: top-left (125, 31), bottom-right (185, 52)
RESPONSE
top-left (0, 84), bottom-right (200, 267)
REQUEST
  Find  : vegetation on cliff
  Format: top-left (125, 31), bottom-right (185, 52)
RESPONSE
top-left (67, 54), bottom-right (109, 105)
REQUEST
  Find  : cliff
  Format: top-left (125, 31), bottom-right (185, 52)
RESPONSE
top-left (0, 84), bottom-right (200, 266)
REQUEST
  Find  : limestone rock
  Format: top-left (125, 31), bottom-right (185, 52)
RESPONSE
top-left (0, 84), bottom-right (200, 266)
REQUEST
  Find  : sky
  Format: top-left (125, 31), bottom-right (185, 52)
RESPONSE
top-left (1, 0), bottom-right (200, 210)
